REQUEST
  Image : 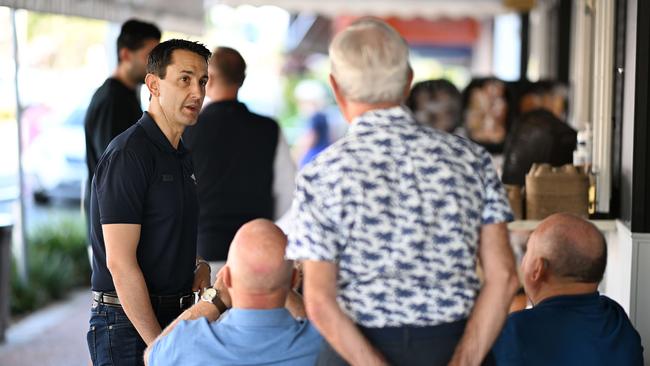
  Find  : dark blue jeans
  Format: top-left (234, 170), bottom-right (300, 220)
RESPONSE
top-left (316, 319), bottom-right (495, 366)
top-left (86, 299), bottom-right (187, 366)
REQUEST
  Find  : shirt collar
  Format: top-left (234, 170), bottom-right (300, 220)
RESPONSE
top-left (220, 308), bottom-right (297, 327)
top-left (137, 112), bottom-right (188, 156)
top-left (348, 105), bottom-right (415, 135)
top-left (204, 100), bottom-right (249, 118)
top-left (108, 77), bottom-right (137, 94)
top-left (536, 291), bottom-right (600, 308)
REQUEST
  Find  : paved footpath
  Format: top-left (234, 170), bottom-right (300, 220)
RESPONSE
top-left (0, 288), bottom-right (91, 366)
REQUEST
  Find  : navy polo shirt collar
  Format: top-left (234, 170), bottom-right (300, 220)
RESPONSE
top-left (137, 112), bottom-right (189, 156)
top-left (208, 100), bottom-right (248, 114)
top-left (535, 291), bottom-right (600, 308)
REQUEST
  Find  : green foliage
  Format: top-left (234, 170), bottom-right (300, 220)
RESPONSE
top-left (10, 217), bottom-right (90, 315)
top-left (28, 218), bottom-right (89, 285)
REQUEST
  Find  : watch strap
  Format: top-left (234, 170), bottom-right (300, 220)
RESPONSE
top-left (211, 295), bottom-right (228, 314)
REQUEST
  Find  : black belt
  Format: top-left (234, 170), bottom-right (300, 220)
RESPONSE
top-left (92, 291), bottom-right (194, 309)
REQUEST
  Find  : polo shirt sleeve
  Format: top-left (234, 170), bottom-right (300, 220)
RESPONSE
top-left (479, 149), bottom-right (514, 225)
top-left (94, 148), bottom-right (148, 225)
top-left (286, 169), bottom-right (343, 262)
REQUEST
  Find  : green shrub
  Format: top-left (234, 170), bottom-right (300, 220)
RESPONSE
top-left (10, 260), bottom-right (41, 314)
top-left (10, 217), bottom-right (90, 315)
top-left (29, 218), bottom-right (90, 287)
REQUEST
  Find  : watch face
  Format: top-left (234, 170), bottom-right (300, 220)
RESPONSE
top-left (201, 287), bottom-right (217, 302)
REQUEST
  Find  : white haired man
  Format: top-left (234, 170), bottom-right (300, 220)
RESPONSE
top-left (286, 18), bottom-right (519, 366)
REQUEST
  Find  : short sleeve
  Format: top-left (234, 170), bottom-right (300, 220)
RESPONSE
top-left (479, 149), bottom-right (514, 224)
top-left (285, 169), bottom-right (342, 262)
top-left (148, 320), bottom-right (193, 366)
top-left (94, 148), bottom-right (148, 225)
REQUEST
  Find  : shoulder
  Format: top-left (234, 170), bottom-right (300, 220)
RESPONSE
top-left (497, 307), bottom-right (548, 343)
top-left (247, 110), bottom-right (280, 132)
top-left (107, 123), bottom-right (147, 152)
top-left (599, 295), bottom-right (642, 331)
top-left (149, 319), bottom-right (211, 363)
top-left (248, 109), bottom-right (278, 124)
top-left (97, 125), bottom-right (150, 169)
top-left (427, 127), bottom-right (489, 165)
top-left (298, 139), bottom-right (353, 187)
top-left (89, 79), bottom-right (123, 104)
top-left (85, 80), bottom-right (115, 115)
top-left (491, 310), bottom-right (533, 364)
top-left (162, 318), bottom-right (212, 345)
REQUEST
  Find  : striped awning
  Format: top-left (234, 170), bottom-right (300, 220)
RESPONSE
top-left (211, 0), bottom-right (513, 19)
top-left (0, 0), bottom-right (206, 34)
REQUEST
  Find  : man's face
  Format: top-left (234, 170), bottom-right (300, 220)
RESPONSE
top-left (126, 38), bottom-right (159, 84)
top-left (156, 49), bottom-right (208, 127)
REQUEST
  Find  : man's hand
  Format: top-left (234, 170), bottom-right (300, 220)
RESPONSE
top-left (192, 261), bottom-right (211, 292)
top-left (447, 222), bottom-right (518, 366)
top-left (303, 260), bottom-right (387, 366)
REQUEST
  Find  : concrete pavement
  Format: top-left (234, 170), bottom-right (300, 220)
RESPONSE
top-left (0, 288), bottom-right (91, 366)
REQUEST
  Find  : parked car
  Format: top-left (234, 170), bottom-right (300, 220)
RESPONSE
top-left (23, 106), bottom-right (87, 204)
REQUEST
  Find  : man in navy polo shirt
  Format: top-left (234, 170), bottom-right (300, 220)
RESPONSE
top-left (86, 39), bottom-right (212, 366)
top-left (492, 213), bottom-right (644, 365)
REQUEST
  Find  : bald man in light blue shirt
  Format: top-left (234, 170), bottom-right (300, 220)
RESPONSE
top-left (145, 219), bottom-right (322, 366)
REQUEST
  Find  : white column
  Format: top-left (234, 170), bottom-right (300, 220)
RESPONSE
top-left (590, 0), bottom-right (615, 214)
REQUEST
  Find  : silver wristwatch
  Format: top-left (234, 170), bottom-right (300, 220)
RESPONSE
top-left (200, 287), bottom-right (228, 313)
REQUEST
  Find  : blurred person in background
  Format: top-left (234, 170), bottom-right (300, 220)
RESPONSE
top-left (183, 46), bottom-right (296, 275)
top-left (462, 77), bottom-right (510, 154)
top-left (406, 79), bottom-right (464, 136)
top-left (83, 19), bottom-right (160, 251)
top-left (517, 80), bottom-right (568, 120)
top-left (501, 109), bottom-right (577, 186)
top-left (291, 80), bottom-right (340, 168)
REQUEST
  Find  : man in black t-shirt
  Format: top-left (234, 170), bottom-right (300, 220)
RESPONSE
top-left (183, 47), bottom-right (296, 272)
top-left (86, 40), bottom-right (212, 366)
top-left (83, 19), bottom-right (160, 244)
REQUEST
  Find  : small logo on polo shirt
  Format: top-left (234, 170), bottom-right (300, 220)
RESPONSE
top-left (162, 174), bottom-right (174, 182)
top-left (190, 174), bottom-right (197, 185)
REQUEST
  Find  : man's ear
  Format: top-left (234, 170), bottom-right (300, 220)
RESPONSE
top-left (290, 267), bottom-right (299, 290)
top-left (402, 66), bottom-right (414, 99)
top-left (145, 73), bottom-right (159, 97)
top-left (531, 257), bottom-right (548, 283)
top-left (222, 265), bottom-right (232, 288)
top-left (119, 47), bottom-right (131, 64)
top-left (329, 74), bottom-right (350, 122)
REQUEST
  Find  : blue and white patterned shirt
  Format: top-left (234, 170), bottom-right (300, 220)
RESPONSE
top-left (286, 106), bottom-right (513, 328)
